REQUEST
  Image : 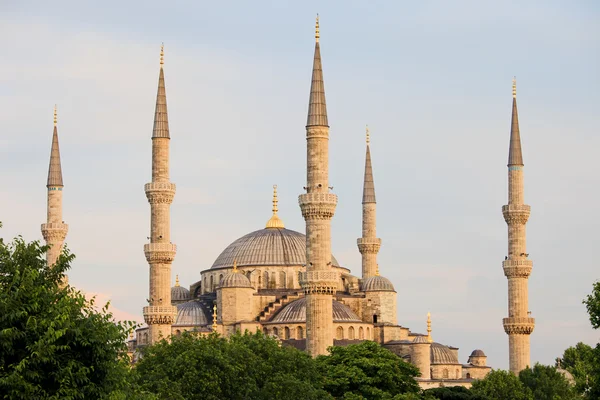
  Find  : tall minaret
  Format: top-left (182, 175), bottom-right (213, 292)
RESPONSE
top-left (357, 126), bottom-right (381, 278)
top-left (143, 45), bottom-right (177, 344)
top-left (41, 106), bottom-right (69, 283)
top-left (299, 15), bottom-right (338, 357)
top-left (502, 78), bottom-right (535, 374)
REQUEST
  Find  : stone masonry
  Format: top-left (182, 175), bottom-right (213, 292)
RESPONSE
top-left (143, 46), bottom-right (177, 344)
top-left (41, 106), bottom-right (69, 284)
top-left (299, 17), bottom-right (339, 357)
top-left (357, 128), bottom-right (381, 278)
top-left (502, 79), bottom-right (535, 374)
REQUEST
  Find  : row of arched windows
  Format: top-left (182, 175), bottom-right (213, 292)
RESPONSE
top-left (336, 326), bottom-right (369, 340)
top-left (263, 326), bottom-right (304, 340)
top-left (203, 270), bottom-right (293, 293)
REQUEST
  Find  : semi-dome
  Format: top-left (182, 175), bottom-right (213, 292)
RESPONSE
top-left (211, 227), bottom-right (340, 269)
top-left (269, 297), bottom-right (362, 323)
top-left (361, 275), bottom-right (395, 292)
top-left (171, 276), bottom-right (190, 302)
top-left (220, 270), bottom-right (252, 288)
top-left (412, 335), bottom-right (430, 344)
top-left (431, 343), bottom-right (459, 364)
top-left (173, 300), bottom-right (209, 327)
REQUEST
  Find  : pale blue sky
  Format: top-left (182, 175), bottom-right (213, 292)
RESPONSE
top-left (1, 1), bottom-right (599, 370)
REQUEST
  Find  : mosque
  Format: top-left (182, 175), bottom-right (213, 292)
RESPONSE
top-left (40, 18), bottom-right (539, 388)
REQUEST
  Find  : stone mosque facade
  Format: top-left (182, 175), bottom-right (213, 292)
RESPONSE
top-left (39, 19), bottom-right (539, 388)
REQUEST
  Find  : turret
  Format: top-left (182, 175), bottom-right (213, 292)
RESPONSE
top-left (299, 15), bottom-right (338, 356)
top-left (502, 78), bottom-right (535, 374)
top-left (143, 45), bottom-right (177, 344)
top-left (357, 126), bottom-right (382, 278)
top-left (41, 106), bottom-right (69, 284)
top-left (217, 260), bottom-right (255, 335)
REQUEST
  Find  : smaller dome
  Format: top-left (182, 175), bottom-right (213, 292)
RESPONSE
top-left (171, 283), bottom-right (190, 302)
top-left (470, 349), bottom-right (486, 357)
top-left (361, 276), bottom-right (395, 292)
top-left (431, 343), bottom-right (459, 364)
top-left (412, 336), bottom-right (430, 344)
top-left (556, 368), bottom-right (575, 386)
top-left (220, 271), bottom-right (252, 288)
top-left (173, 300), bottom-right (209, 327)
top-left (270, 298), bottom-right (362, 323)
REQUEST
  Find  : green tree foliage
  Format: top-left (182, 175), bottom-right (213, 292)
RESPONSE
top-left (422, 386), bottom-right (490, 400)
top-left (560, 342), bottom-right (596, 395)
top-left (0, 234), bottom-right (134, 399)
top-left (470, 370), bottom-right (533, 400)
top-left (131, 331), bottom-right (329, 400)
top-left (584, 281), bottom-right (600, 329)
top-left (518, 363), bottom-right (579, 400)
top-left (315, 341), bottom-right (421, 399)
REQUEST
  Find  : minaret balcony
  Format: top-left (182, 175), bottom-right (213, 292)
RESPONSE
top-left (41, 223), bottom-right (68, 241)
top-left (144, 243), bottom-right (177, 263)
top-left (503, 259), bottom-right (533, 278)
top-left (300, 271), bottom-right (338, 295)
top-left (357, 238), bottom-right (381, 253)
top-left (502, 317), bottom-right (535, 335)
top-left (145, 182), bottom-right (176, 204)
top-left (143, 305), bottom-right (177, 325)
top-left (502, 204), bottom-right (530, 224)
top-left (298, 193), bottom-right (338, 220)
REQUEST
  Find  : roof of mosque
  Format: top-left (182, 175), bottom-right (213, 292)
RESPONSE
top-left (412, 336), bottom-right (430, 344)
top-left (220, 271), bottom-right (252, 288)
top-left (431, 342), bottom-right (460, 364)
top-left (360, 275), bottom-right (395, 292)
top-left (171, 285), bottom-right (190, 302)
top-left (173, 300), bottom-right (210, 327)
top-left (269, 297), bottom-right (362, 324)
top-left (210, 228), bottom-right (341, 269)
top-left (470, 349), bottom-right (486, 357)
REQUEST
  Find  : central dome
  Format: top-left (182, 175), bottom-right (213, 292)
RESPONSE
top-left (211, 227), bottom-right (341, 269)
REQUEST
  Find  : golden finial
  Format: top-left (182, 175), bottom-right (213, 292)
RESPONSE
top-left (233, 259), bottom-right (238, 273)
top-left (160, 43), bottom-right (164, 66)
top-left (53, 105), bottom-right (57, 126)
top-left (366, 125), bottom-right (370, 145)
top-left (375, 264), bottom-right (380, 276)
top-left (315, 14), bottom-right (320, 42)
top-left (427, 312), bottom-right (433, 343)
top-left (175, 274), bottom-right (180, 287)
top-left (265, 185), bottom-right (285, 228)
top-left (212, 304), bottom-right (218, 330)
top-left (512, 76), bottom-right (516, 98)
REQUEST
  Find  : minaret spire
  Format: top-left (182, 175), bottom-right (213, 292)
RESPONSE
top-left (42, 105), bottom-right (69, 283)
top-left (299, 16), bottom-right (338, 357)
top-left (427, 312), bottom-right (433, 343)
top-left (502, 78), bottom-right (534, 374)
top-left (143, 44), bottom-right (177, 344)
top-left (266, 185), bottom-right (285, 229)
top-left (358, 126), bottom-right (381, 278)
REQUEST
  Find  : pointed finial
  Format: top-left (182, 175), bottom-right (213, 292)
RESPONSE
top-left (427, 312), bottom-right (433, 343)
top-left (266, 185), bottom-right (285, 228)
top-left (315, 14), bottom-right (320, 42)
top-left (175, 274), bottom-right (180, 287)
top-left (512, 76), bottom-right (516, 98)
top-left (375, 264), bottom-right (380, 276)
top-left (53, 105), bottom-right (57, 126)
top-left (366, 125), bottom-right (370, 145)
top-left (160, 43), bottom-right (164, 66)
top-left (212, 304), bottom-right (218, 329)
top-left (233, 259), bottom-right (238, 273)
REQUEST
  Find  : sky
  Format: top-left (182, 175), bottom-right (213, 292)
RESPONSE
top-left (0, 0), bottom-right (598, 370)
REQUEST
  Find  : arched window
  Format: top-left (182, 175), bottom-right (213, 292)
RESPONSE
top-left (144, 332), bottom-right (148, 344)
top-left (456, 369), bottom-right (460, 379)
top-left (373, 314), bottom-right (378, 324)
top-left (219, 274), bottom-right (223, 286)
top-left (296, 326), bottom-right (303, 339)
top-left (348, 326), bottom-right (355, 340)
top-left (210, 275), bottom-right (214, 292)
top-left (272, 327), bottom-right (279, 337)
top-left (336, 326), bottom-right (343, 340)
top-left (263, 271), bottom-right (269, 289)
top-left (257, 271), bottom-right (262, 287)
top-left (279, 271), bottom-right (287, 289)
top-left (359, 327), bottom-right (364, 340)
top-left (443, 369), bottom-right (449, 379)
top-left (263, 327), bottom-right (268, 335)
top-left (284, 327), bottom-right (290, 339)
top-left (366, 327), bottom-right (370, 339)
top-left (466, 373), bottom-right (471, 379)
top-left (176, 330), bottom-right (181, 336)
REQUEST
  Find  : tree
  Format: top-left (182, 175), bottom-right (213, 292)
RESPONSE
top-left (316, 341), bottom-right (421, 399)
top-left (132, 331), bottom-right (329, 400)
top-left (422, 386), bottom-right (490, 400)
top-left (470, 370), bottom-right (533, 400)
top-left (0, 233), bottom-right (135, 399)
top-left (518, 363), bottom-right (579, 400)
top-left (584, 281), bottom-right (600, 329)
top-left (560, 342), bottom-right (596, 395)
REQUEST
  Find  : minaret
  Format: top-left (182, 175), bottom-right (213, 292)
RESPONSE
top-left (299, 15), bottom-right (338, 357)
top-left (143, 45), bottom-right (177, 344)
top-left (357, 126), bottom-right (381, 278)
top-left (41, 106), bottom-right (69, 283)
top-left (502, 78), bottom-right (535, 374)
